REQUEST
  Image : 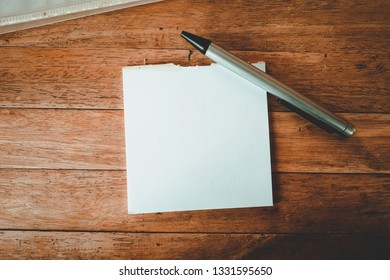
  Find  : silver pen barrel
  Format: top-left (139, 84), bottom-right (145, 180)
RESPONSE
top-left (206, 43), bottom-right (355, 137)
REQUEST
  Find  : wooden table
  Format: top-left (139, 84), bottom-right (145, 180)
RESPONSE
top-left (0, 0), bottom-right (389, 259)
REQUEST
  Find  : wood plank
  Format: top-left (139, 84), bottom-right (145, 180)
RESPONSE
top-left (0, 231), bottom-right (388, 259)
top-left (0, 48), bottom-right (388, 112)
top-left (0, 170), bottom-right (388, 233)
top-left (0, 0), bottom-right (388, 53)
top-left (2, 24), bottom-right (388, 54)
top-left (271, 113), bottom-right (390, 173)
top-left (0, 109), bottom-right (388, 172)
top-left (0, 109), bottom-right (126, 169)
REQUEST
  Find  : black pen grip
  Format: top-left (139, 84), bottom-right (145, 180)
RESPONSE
top-left (277, 98), bottom-right (341, 135)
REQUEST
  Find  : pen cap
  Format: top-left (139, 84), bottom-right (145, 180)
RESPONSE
top-left (343, 122), bottom-right (356, 138)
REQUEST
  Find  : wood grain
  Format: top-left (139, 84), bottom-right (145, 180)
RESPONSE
top-left (0, 109), bottom-right (125, 169)
top-left (0, 0), bottom-right (388, 53)
top-left (0, 170), bottom-right (388, 233)
top-left (0, 109), bottom-right (388, 172)
top-left (0, 48), bottom-right (388, 112)
top-left (0, 231), bottom-right (388, 260)
top-left (0, 0), bottom-right (389, 259)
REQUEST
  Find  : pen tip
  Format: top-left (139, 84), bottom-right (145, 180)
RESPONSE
top-left (180, 30), bottom-right (188, 37)
top-left (180, 31), bottom-right (211, 54)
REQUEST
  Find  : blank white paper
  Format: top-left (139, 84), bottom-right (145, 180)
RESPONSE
top-left (123, 63), bottom-right (273, 214)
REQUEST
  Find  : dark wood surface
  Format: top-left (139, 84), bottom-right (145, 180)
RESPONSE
top-left (0, 0), bottom-right (389, 259)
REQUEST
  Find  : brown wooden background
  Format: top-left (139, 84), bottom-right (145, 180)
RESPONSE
top-left (0, 0), bottom-right (389, 259)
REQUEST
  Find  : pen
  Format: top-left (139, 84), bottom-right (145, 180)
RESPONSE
top-left (181, 31), bottom-right (355, 138)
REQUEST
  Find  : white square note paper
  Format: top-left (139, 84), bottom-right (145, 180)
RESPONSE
top-left (123, 63), bottom-right (273, 214)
